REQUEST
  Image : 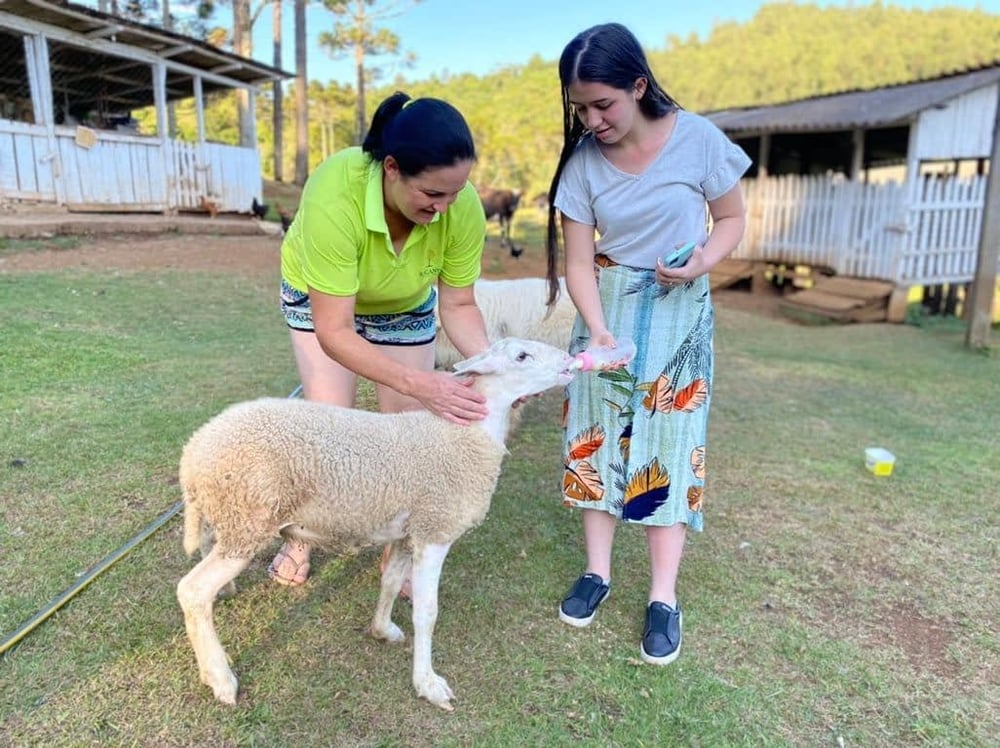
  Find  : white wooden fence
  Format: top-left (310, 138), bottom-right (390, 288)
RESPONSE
top-left (899, 176), bottom-right (986, 285)
top-left (0, 118), bottom-right (260, 213)
top-left (736, 174), bottom-right (991, 285)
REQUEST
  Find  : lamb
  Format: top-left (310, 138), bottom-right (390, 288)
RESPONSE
top-left (176, 337), bottom-right (576, 711)
top-left (435, 277), bottom-right (577, 370)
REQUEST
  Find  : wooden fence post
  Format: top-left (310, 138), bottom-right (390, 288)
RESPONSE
top-left (966, 86), bottom-right (1000, 348)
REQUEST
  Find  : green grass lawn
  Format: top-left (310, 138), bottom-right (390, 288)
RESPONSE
top-left (1, 255), bottom-right (998, 747)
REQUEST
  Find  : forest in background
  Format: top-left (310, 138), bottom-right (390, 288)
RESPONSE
top-left (168, 2), bottom-right (1000, 197)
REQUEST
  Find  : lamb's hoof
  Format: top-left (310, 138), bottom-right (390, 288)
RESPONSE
top-left (202, 668), bottom-right (239, 705)
top-left (370, 621), bottom-right (405, 643)
top-left (416, 672), bottom-right (455, 712)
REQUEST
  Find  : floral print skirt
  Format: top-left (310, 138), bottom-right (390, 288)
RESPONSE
top-left (561, 257), bottom-right (714, 531)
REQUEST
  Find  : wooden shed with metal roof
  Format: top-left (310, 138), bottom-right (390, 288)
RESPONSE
top-left (0, 0), bottom-right (292, 214)
top-left (702, 63), bottom-right (999, 321)
top-left (708, 63), bottom-right (1000, 181)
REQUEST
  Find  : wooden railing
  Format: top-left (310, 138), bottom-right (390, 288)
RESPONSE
top-left (735, 173), bottom-right (991, 285)
top-left (0, 120), bottom-right (260, 214)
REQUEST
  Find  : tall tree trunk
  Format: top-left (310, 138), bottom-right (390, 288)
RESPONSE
top-left (272, 0), bottom-right (284, 182)
top-left (232, 0), bottom-right (253, 147)
top-left (320, 102), bottom-right (329, 160)
top-left (354, 47), bottom-right (365, 145)
top-left (294, 0), bottom-right (308, 185)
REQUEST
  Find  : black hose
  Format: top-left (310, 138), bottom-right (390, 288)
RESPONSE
top-left (0, 385), bottom-right (303, 656)
top-left (0, 500), bottom-right (182, 655)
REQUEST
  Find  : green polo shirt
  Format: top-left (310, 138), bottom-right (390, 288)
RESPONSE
top-left (280, 146), bottom-right (485, 315)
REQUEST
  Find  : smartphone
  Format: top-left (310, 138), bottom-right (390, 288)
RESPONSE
top-left (663, 241), bottom-right (696, 269)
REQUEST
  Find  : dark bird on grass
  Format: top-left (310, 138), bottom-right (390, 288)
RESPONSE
top-left (276, 202), bottom-right (295, 234)
top-left (509, 244), bottom-right (524, 259)
top-left (251, 196), bottom-right (269, 219)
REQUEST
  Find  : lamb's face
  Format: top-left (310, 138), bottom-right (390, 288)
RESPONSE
top-left (453, 338), bottom-right (576, 400)
top-left (503, 337), bottom-right (576, 390)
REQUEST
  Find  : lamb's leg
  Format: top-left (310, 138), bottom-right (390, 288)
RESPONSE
top-left (410, 541), bottom-right (455, 711)
top-left (369, 539), bottom-right (410, 643)
top-left (198, 524), bottom-right (236, 598)
top-left (176, 547), bottom-right (250, 704)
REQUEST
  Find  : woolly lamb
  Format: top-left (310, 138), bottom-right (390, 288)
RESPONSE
top-left (176, 337), bottom-right (575, 711)
top-left (435, 277), bottom-right (576, 369)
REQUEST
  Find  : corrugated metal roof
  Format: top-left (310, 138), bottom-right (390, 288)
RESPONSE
top-left (0, 0), bottom-right (292, 85)
top-left (706, 65), bottom-right (1000, 136)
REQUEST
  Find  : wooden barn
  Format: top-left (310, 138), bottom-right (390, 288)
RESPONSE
top-left (706, 64), bottom-right (1000, 321)
top-left (0, 0), bottom-right (290, 214)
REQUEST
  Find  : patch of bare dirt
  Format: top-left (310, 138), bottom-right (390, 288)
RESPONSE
top-left (0, 233), bottom-right (283, 276)
top-left (0, 231), bottom-right (787, 319)
top-left (0, 234), bottom-right (538, 279)
top-left (880, 601), bottom-right (960, 679)
top-left (814, 591), bottom-right (961, 682)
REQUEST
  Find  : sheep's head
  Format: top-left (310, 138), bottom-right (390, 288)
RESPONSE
top-left (452, 338), bottom-right (575, 404)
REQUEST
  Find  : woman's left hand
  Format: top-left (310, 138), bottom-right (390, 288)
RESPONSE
top-left (656, 244), bottom-right (706, 287)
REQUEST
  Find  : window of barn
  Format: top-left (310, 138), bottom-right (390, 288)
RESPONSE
top-left (47, 39), bottom-right (155, 136)
top-left (0, 29), bottom-right (34, 125)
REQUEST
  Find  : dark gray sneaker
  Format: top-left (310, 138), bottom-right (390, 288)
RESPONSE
top-left (640, 601), bottom-right (682, 665)
top-left (559, 573), bottom-right (610, 628)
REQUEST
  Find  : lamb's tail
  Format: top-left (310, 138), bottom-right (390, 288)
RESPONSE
top-left (181, 490), bottom-right (203, 558)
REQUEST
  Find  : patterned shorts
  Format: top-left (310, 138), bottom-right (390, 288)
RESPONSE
top-left (280, 279), bottom-right (437, 346)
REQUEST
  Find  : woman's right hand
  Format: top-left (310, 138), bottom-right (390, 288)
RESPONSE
top-left (588, 328), bottom-right (617, 349)
top-left (412, 370), bottom-right (489, 425)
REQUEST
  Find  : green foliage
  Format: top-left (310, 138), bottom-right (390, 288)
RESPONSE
top-left (257, 80), bottom-right (358, 177)
top-left (316, 0), bottom-right (422, 141)
top-left (651, 2), bottom-right (1000, 111)
top-left (146, 3), bottom-right (1000, 197)
top-left (361, 2), bottom-right (1000, 198)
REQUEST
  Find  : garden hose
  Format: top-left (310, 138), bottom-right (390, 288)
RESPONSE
top-left (0, 501), bottom-right (182, 655)
top-left (0, 384), bottom-right (303, 656)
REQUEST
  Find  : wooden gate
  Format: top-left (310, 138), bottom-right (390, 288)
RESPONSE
top-left (896, 175), bottom-right (987, 285)
top-left (737, 174), bottom-right (989, 285)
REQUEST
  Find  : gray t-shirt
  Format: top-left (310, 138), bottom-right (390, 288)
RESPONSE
top-left (554, 110), bottom-right (751, 269)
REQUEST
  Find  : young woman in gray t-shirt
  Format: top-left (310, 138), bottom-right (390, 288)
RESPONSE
top-left (544, 22), bottom-right (751, 666)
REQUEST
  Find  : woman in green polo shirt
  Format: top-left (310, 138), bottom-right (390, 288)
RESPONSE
top-left (270, 91), bottom-right (492, 588)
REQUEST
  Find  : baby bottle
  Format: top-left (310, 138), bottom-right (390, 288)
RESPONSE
top-left (571, 337), bottom-right (637, 371)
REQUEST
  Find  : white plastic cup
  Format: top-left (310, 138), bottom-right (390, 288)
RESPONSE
top-left (864, 447), bottom-right (896, 476)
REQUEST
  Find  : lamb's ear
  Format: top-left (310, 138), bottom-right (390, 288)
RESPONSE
top-left (452, 348), bottom-right (504, 376)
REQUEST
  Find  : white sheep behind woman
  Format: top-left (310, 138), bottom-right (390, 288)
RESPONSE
top-left (176, 337), bottom-right (575, 711)
top-left (435, 277), bottom-right (577, 369)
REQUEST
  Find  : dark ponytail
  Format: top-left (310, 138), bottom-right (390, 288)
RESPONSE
top-left (545, 23), bottom-right (682, 307)
top-left (544, 91), bottom-right (587, 306)
top-left (362, 91), bottom-right (476, 177)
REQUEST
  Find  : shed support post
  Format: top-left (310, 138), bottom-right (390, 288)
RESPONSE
top-left (850, 128), bottom-right (864, 181)
top-left (758, 134), bottom-right (770, 178)
top-left (153, 61), bottom-right (174, 214)
top-left (966, 87), bottom-right (1000, 348)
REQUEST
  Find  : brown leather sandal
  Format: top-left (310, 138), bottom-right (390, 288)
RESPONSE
top-left (268, 542), bottom-right (311, 587)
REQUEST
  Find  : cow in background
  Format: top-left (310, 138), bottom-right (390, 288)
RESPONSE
top-left (478, 187), bottom-right (523, 258)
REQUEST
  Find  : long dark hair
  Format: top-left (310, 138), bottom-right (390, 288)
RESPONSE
top-left (362, 91), bottom-right (476, 176)
top-left (544, 23), bottom-right (680, 305)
